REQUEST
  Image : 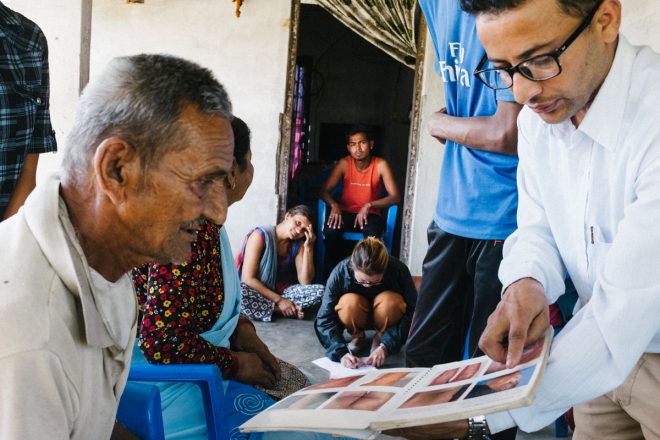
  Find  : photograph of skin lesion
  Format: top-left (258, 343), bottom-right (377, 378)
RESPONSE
top-left (361, 371), bottom-right (418, 388)
top-left (323, 390), bottom-right (395, 411)
top-left (306, 374), bottom-right (365, 390)
top-left (398, 385), bottom-right (466, 409)
top-left (486, 340), bottom-right (544, 374)
top-left (465, 365), bottom-right (536, 399)
top-left (446, 361), bottom-right (483, 383)
top-left (275, 392), bottom-right (337, 410)
top-left (427, 367), bottom-right (460, 386)
top-left (427, 361), bottom-right (483, 387)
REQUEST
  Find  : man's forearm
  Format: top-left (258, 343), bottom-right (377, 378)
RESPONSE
top-left (367, 194), bottom-right (400, 209)
top-left (428, 104), bottom-right (520, 155)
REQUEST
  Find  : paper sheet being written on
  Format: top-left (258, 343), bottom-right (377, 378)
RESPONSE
top-left (313, 356), bottom-right (377, 379)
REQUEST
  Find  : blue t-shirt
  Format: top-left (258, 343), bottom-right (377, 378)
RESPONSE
top-left (419, 0), bottom-right (518, 240)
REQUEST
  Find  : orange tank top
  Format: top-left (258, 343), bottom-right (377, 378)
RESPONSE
top-left (340, 156), bottom-right (384, 215)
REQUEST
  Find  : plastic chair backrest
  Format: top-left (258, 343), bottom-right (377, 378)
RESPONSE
top-left (316, 199), bottom-right (398, 282)
top-left (124, 363), bottom-right (226, 440)
top-left (117, 382), bottom-right (165, 440)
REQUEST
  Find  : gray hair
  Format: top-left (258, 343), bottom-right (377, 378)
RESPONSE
top-left (62, 54), bottom-right (232, 178)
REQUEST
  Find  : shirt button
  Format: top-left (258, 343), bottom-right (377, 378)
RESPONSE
top-left (36, 97), bottom-right (43, 105)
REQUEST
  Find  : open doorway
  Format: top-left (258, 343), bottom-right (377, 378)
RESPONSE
top-left (282, 3), bottom-right (416, 257)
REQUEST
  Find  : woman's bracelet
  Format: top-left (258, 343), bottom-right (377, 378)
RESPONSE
top-left (274, 297), bottom-right (282, 306)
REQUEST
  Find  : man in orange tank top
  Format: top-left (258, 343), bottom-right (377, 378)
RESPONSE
top-left (320, 125), bottom-right (400, 277)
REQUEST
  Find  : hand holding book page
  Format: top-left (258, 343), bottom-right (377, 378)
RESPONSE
top-left (241, 328), bottom-right (552, 438)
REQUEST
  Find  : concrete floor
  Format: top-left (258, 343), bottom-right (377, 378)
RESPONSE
top-left (253, 315), bottom-right (570, 440)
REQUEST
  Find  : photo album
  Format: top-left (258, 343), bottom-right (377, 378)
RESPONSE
top-left (241, 328), bottom-right (553, 438)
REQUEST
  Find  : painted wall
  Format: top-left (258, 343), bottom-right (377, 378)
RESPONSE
top-left (621, 0), bottom-right (660, 52)
top-left (12, 0), bottom-right (293, 251)
top-left (407, 32), bottom-right (444, 275)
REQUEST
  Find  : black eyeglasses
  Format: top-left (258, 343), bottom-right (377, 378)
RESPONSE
top-left (354, 277), bottom-right (383, 287)
top-left (474, 1), bottom-right (603, 90)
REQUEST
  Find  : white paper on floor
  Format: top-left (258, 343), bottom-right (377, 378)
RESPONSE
top-left (312, 356), bottom-right (377, 379)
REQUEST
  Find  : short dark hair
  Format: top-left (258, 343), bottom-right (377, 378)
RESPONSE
top-left (286, 204), bottom-right (313, 223)
top-left (460, 0), bottom-right (601, 18)
top-left (345, 125), bottom-right (374, 143)
top-left (231, 116), bottom-right (251, 172)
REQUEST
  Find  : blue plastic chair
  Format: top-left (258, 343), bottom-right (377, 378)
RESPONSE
top-left (118, 364), bottom-right (226, 440)
top-left (117, 382), bottom-right (165, 440)
top-left (316, 199), bottom-right (398, 280)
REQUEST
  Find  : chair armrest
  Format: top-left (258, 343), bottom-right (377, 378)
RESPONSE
top-left (129, 363), bottom-right (223, 384)
top-left (316, 199), bottom-right (328, 283)
top-left (118, 382), bottom-right (165, 440)
top-left (383, 204), bottom-right (398, 253)
top-left (128, 364), bottom-right (225, 440)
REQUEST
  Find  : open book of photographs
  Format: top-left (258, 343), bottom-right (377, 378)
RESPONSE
top-left (241, 328), bottom-right (552, 437)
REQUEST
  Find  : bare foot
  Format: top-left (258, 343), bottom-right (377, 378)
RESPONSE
top-left (295, 304), bottom-right (304, 320)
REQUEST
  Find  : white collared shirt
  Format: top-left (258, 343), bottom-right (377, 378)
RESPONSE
top-left (488, 37), bottom-right (660, 433)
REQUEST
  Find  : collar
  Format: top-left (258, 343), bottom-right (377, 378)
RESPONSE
top-left (0, 3), bottom-right (25, 38)
top-left (577, 36), bottom-right (635, 152)
top-left (23, 173), bottom-right (117, 348)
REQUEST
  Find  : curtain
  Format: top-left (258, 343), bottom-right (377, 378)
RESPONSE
top-left (289, 60), bottom-right (311, 181)
top-left (317, 0), bottom-right (418, 68)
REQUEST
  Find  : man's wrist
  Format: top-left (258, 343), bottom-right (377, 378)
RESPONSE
top-left (467, 415), bottom-right (490, 440)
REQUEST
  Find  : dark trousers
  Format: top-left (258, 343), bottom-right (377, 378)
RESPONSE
top-left (323, 211), bottom-right (385, 276)
top-left (405, 222), bottom-right (516, 440)
top-left (406, 222), bottom-right (505, 365)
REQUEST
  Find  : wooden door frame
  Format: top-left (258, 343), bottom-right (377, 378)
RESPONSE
top-left (275, 3), bottom-right (427, 264)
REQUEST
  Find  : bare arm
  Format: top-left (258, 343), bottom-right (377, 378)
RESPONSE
top-left (319, 159), bottom-right (346, 207)
top-left (294, 223), bottom-right (316, 284)
top-left (353, 160), bottom-right (400, 229)
top-left (427, 101), bottom-right (522, 156)
top-left (369, 160), bottom-right (401, 209)
top-left (320, 160), bottom-right (347, 229)
top-left (241, 232), bottom-right (280, 302)
top-left (231, 322), bottom-right (280, 384)
top-left (3, 154), bottom-right (39, 219)
top-left (242, 231), bottom-right (300, 318)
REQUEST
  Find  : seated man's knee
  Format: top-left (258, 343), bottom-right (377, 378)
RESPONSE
top-left (323, 226), bottom-right (343, 241)
top-left (362, 215), bottom-right (385, 238)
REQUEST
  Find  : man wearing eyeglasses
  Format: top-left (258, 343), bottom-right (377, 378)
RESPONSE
top-left (387, 0), bottom-right (660, 439)
top-left (405, 3), bottom-right (520, 438)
